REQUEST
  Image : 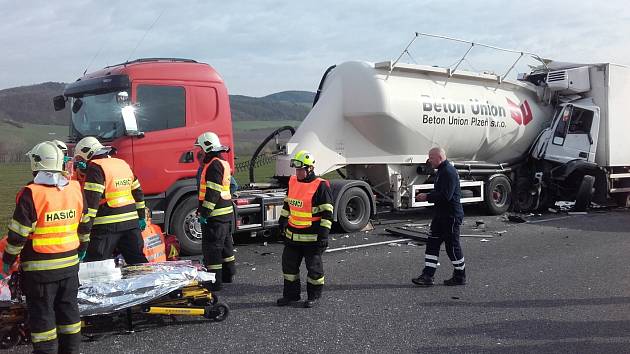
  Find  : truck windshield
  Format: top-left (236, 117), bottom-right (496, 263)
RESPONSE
top-left (70, 92), bottom-right (127, 141)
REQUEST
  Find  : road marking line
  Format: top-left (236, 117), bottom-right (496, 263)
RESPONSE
top-left (326, 239), bottom-right (412, 253)
top-left (526, 216), bottom-right (573, 224)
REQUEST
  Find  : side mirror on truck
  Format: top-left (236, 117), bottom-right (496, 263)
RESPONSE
top-left (121, 105), bottom-right (144, 138)
top-left (53, 95), bottom-right (66, 111)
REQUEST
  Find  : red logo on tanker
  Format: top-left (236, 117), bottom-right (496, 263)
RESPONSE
top-left (506, 98), bottom-right (533, 126)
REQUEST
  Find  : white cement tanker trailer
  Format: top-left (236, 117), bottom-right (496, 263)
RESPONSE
top-left (274, 57), bottom-right (630, 232)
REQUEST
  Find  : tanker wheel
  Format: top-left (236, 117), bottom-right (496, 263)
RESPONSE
top-left (204, 303), bottom-right (229, 322)
top-left (337, 187), bottom-right (371, 233)
top-left (574, 175), bottom-right (595, 211)
top-left (515, 177), bottom-right (536, 212)
top-left (485, 176), bottom-right (512, 215)
top-left (171, 194), bottom-right (202, 255)
top-left (0, 327), bottom-right (21, 349)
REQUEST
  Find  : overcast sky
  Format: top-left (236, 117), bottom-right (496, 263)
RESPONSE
top-left (1, 0), bottom-right (628, 96)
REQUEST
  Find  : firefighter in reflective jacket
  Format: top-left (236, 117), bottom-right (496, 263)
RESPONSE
top-left (74, 137), bottom-right (148, 264)
top-left (276, 150), bottom-right (333, 308)
top-left (0, 142), bottom-right (87, 354)
top-left (195, 132), bottom-right (235, 290)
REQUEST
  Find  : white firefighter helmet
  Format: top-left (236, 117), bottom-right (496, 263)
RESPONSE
top-left (194, 131), bottom-right (229, 153)
top-left (51, 139), bottom-right (68, 153)
top-left (74, 136), bottom-right (109, 161)
top-left (26, 141), bottom-right (64, 172)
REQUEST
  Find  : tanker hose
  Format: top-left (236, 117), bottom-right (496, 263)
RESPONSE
top-left (312, 65), bottom-right (337, 107)
top-left (249, 126), bottom-right (295, 184)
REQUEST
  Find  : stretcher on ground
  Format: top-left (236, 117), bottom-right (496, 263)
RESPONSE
top-left (0, 260), bottom-right (229, 350)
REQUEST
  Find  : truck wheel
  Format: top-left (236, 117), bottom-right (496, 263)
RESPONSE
top-left (485, 176), bottom-right (512, 215)
top-left (574, 175), bottom-right (595, 211)
top-left (337, 187), bottom-right (371, 233)
top-left (515, 177), bottom-right (535, 212)
top-left (171, 194), bottom-right (202, 255)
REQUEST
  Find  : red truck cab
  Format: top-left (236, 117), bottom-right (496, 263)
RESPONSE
top-left (55, 58), bottom-right (237, 254)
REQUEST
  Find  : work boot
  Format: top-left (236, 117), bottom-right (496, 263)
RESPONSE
top-left (443, 271), bottom-right (466, 286)
top-left (208, 270), bottom-right (223, 291)
top-left (223, 262), bottom-right (236, 283)
top-left (303, 298), bottom-right (318, 308)
top-left (412, 274), bottom-right (434, 287)
top-left (276, 297), bottom-right (300, 307)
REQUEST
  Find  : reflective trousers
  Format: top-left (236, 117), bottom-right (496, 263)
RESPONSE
top-left (201, 220), bottom-right (235, 289)
top-left (281, 243), bottom-right (326, 300)
top-left (85, 228), bottom-right (148, 265)
top-left (23, 274), bottom-right (81, 354)
top-left (422, 216), bottom-right (465, 278)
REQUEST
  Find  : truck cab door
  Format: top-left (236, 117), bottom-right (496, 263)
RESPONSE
top-left (542, 104), bottom-right (600, 163)
top-left (130, 83), bottom-right (197, 196)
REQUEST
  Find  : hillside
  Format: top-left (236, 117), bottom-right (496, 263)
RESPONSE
top-left (0, 82), bottom-right (314, 125)
top-left (0, 83), bottom-right (314, 157)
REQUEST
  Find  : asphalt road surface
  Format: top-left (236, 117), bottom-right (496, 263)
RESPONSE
top-left (6, 207), bottom-right (630, 353)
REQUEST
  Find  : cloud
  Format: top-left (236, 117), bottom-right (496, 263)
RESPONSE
top-left (0, 0), bottom-right (628, 95)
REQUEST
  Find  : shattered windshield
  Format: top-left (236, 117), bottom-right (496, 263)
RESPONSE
top-left (71, 92), bottom-right (126, 141)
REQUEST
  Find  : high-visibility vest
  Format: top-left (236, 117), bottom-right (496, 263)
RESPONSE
top-left (27, 181), bottom-right (83, 254)
top-left (142, 223), bottom-right (166, 263)
top-left (91, 158), bottom-right (135, 208)
top-left (287, 176), bottom-right (328, 229)
top-left (198, 158), bottom-right (231, 201)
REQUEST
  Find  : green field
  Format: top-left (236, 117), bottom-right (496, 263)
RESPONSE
top-left (0, 163), bottom-right (32, 233)
top-left (0, 122), bottom-right (69, 156)
top-left (232, 120), bottom-right (300, 131)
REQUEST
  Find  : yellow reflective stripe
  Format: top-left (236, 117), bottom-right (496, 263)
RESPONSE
top-left (93, 211), bottom-right (138, 225)
top-left (33, 223), bottom-right (78, 235)
top-left (5, 242), bottom-right (23, 255)
top-left (84, 182), bottom-right (105, 193)
top-left (209, 206), bottom-right (233, 217)
top-left (105, 190), bottom-right (132, 199)
top-left (283, 273), bottom-right (299, 281)
top-left (8, 219), bottom-right (32, 237)
top-left (223, 255), bottom-right (235, 263)
top-left (135, 201), bottom-right (146, 209)
top-left (286, 230), bottom-right (318, 242)
top-left (206, 181), bottom-right (225, 192)
top-left (57, 321), bottom-right (81, 335)
top-left (31, 328), bottom-right (57, 343)
top-left (315, 203), bottom-right (334, 212)
top-left (202, 201), bottom-right (216, 210)
top-left (320, 219), bottom-right (332, 229)
top-left (32, 234), bottom-right (78, 247)
top-left (207, 264), bottom-right (223, 270)
top-left (131, 180), bottom-right (141, 190)
top-left (87, 208), bottom-right (98, 217)
top-left (290, 210), bottom-right (313, 218)
top-left (289, 219), bottom-right (312, 226)
top-left (79, 233), bottom-right (90, 242)
top-left (80, 215), bottom-right (91, 223)
top-left (22, 255), bottom-right (79, 272)
top-left (307, 276), bottom-right (325, 285)
top-left (280, 209), bottom-right (290, 217)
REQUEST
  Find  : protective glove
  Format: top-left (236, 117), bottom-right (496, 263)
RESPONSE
top-left (197, 216), bottom-right (208, 225)
top-left (1, 263), bottom-right (10, 280)
top-left (73, 161), bottom-right (87, 170)
top-left (138, 218), bottom-right (147, 231)
top-left (78, 250), bottom-right (87, 262)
